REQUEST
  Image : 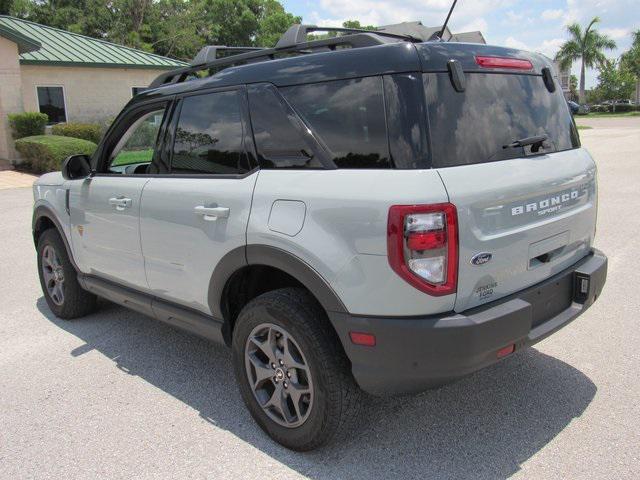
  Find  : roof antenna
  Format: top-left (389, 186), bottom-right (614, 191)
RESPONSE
top-left (435, 0), bottom-right (459, 41)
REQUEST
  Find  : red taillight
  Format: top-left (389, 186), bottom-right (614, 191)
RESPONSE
top-left (475, 56), bottom-right (533, 70)
top-left (349, 332), bottom-right (376, 347)
top-left (387, 203), bottom-right (458, 296)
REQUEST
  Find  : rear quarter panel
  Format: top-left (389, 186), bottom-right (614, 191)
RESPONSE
top-left (248, 169), bottom-right (454, 316)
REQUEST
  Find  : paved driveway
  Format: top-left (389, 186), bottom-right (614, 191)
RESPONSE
top-left (1, 118), bottom-right (638, 479)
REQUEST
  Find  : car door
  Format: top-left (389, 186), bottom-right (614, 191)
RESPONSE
top-left (139, 87), bottom-right (258, 315)
top-left (69, 101), bottom-right (170, 290)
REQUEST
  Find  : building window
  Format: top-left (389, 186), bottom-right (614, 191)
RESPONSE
top-left (36, 86), bottom-right (67, 124)
top-left (132, 87), bottom-right (147, 97)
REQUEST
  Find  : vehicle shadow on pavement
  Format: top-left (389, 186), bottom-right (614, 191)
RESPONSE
top-left (37, 297), bottom-right (596, 480)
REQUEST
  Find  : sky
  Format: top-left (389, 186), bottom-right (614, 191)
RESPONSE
top-left (281, 0), bottom-right (639, 89)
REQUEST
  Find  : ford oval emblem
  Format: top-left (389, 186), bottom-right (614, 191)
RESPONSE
top-left (471, 252), bottom-right (492, 266)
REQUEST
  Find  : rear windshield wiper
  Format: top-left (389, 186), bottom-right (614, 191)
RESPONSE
top-left (503, 135), bottom-right (548, 153)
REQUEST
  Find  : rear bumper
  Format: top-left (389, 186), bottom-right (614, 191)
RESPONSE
top-left (329, 249), bottom-right (607, 396)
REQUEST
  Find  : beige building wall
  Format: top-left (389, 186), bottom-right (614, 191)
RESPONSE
top-left (0, 37), bottom-right (24, 162)
top-left (20, 65), bottom-right (170, 124)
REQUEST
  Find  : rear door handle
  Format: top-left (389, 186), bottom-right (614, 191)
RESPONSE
top-left (108, 196), bottom-right (132, 211)
top-left (194, 205), bottom-right (230, 220)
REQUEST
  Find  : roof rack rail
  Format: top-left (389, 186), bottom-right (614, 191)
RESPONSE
top-left (149, 24), bottom-right (419, 89)
top-left (190, 46), bottom-right (267, 65)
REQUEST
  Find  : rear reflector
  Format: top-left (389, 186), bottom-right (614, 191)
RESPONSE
top-left (349, 332), bottom-right (376, 347)
top-left (475, 56), bottom-right (533, 70)
top-left (497, 344), bottom-right (515, 358)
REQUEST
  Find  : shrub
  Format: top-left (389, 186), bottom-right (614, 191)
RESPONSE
top-left (52, 122), bottom-right (102, 143)
top-left (7, 112), bottom-right (48, 139)
top-left (611, 103), bottom-right (635, 112)
top-left (14, 135), bottom-right (97, 173)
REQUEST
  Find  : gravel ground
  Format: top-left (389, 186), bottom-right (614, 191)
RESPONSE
top-left (1, 117), bottom-right (639, 479)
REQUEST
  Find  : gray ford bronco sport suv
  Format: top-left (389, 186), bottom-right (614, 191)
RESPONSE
top-left (33, 25), bottom-right (607, 450)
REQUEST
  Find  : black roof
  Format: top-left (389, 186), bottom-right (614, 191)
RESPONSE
top-left (136, 33), bottom-right (552, 104)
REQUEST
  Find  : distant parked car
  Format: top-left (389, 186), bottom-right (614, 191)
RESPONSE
top-left (567, 101), bottom-right (589, 115)
top-left (567, 100), bottom-right (579, 114)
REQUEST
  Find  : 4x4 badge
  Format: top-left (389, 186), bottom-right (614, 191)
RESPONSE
top-left (471, 252), bottom-right (492, 266)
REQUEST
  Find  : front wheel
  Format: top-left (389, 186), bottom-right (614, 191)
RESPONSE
top-left (232, 288), bottom-right (362, 451)
top-left (37, 229), bottom-right (97, 319)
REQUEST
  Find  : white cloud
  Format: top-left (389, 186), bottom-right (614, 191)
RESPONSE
top-left (541, 9), bottom-right (564, 21)
top-left (601, 27), bottom-right (630, 40)
top-left (502, 37), bottom-right (564, 58)
top-left (504, 36), bottom-right (529, 50)
top-left (537, 38), bottom-right (565, 58)
top-left (504, 10), bottom-right (524, 23)
top-left (458, 18), bottom-right (489, 34)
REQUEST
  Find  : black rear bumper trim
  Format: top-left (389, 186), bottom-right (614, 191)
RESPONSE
top-left (328, 249), bottom-right (607, 396)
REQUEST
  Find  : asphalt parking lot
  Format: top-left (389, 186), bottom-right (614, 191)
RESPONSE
top-left (1, 117), bottom-right (638, 479)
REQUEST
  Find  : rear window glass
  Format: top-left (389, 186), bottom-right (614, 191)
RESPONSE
top-left (282, 77), bottom-right (391, 169)
top-left (424, 73), bottom-right (580, 168)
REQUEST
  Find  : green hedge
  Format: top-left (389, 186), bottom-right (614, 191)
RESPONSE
top-left (52, 122), bottom-right (102, 144)
top-left (14, 135), bottom-right (96, 173)
top-left (7, 112), bottom-right (48, 139)
top-left (610, 104), bottom-right (636, 113)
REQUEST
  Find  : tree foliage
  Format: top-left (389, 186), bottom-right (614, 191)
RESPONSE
top-left (594, 59), bottom-right (635, 101)
top-left (7, 0), bottom-right (302, 61)
top-left (621, 30), bottom-right (640, 103)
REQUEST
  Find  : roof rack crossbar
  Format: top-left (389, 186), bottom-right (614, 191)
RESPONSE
top-left (275, 24), bottom-right (419, 49)
top-left (150, 25), bottom-right (419, 89)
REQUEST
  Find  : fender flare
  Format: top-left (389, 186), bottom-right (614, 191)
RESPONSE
top-left (208, 244), bottom-right (348, 321)
top-left (32, 205), bottom-right (79, 271)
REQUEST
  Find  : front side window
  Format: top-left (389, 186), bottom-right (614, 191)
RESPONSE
top-left (282, 77), bottom-right (390, 168)
top-left (109, 109), bottom-right (165, 174)
top-left (171, 91), bottom-right (246, 175)
top-left (36, 86), bottom-right (67, 124)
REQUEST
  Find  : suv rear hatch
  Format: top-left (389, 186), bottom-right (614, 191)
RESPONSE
top-left (418, 44), bottom-right (597, 312)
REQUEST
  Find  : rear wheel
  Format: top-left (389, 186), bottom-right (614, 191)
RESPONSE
top-left (37, 229), bottom-right (97, 319)
top-left (232, 288), bottom-right (362, 451)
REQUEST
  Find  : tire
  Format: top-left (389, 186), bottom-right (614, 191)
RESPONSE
top-left (37, 228), bottom-right (97, 319)
top-left (232, 287), bottom-right (362, 451)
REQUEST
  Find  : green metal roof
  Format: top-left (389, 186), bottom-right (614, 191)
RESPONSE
top-left (0, 16), bottom-right (187, 69)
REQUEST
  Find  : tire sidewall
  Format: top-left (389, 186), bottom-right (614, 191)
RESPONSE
top-left (232, 295), bottom-right (334, 449)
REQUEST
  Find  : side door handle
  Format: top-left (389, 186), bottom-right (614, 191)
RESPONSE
top-left (194, 205), bottom-right (230, 220)
top-left (108, 196), bottom-right (132, 211)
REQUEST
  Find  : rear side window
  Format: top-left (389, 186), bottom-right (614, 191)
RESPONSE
top-left (171, 90), bottom-right (246, 175)
top-left (248, 84), bottom-right (323, 169)
top-left (424, 73), bottom-right (580, 168)
top-left (282, 77), bottom-right (391, 169)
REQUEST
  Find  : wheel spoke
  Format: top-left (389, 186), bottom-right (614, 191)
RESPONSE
top-left (282, 337), bottom-right (306, 370)
top-left (42, 267), bottom-right (54, 284)
top-left (244, 322), bottom-right (314, 428)
top-left (263, 385), bottom-right (289, 423)
top-left (287, 382), bottom-right (309, 421)
top-left (247, 352), bottom-right (274, 389)
top-left (250, 329), bottom-right (278, 364)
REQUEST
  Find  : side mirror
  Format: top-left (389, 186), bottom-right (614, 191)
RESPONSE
top-left (61, 154), bottom-right (92, 180)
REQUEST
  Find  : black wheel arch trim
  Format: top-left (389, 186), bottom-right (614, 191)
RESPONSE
top-left (209, 244), bottom-right (348, 321)
top-left (32, 205), bottom-right (79, 272)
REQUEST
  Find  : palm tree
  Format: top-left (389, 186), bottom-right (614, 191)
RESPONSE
top-left (555, 17), bottom-right (616, 104)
